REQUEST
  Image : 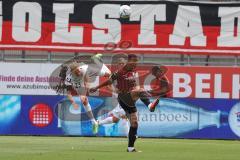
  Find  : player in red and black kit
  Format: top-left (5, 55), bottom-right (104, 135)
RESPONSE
top-left (90, 54), bottom-right (159, 152)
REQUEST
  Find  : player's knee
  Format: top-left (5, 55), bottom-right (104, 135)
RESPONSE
top-left (81, 97), bottom-right (88, 105)
top-left (82, 99), bottom-right (89, 105)
top-left (131, 121), bottom-right (138, 128)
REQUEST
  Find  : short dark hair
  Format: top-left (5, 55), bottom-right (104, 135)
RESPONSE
top-left (152, 66), bottom-right (161, 74)
top-left (152, 65), bottom-right (167, 75)
top-left (111, 53), bottom-right (128, 64)
top-left (128, 54), bottom-right (138, 61)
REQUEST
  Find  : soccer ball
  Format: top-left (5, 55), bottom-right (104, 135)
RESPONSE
top-left (119, 5), bottom-right (132, 18)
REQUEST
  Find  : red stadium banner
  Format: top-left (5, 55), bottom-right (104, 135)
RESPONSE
top-left (165, 66), bottom-right (240, 99)
top-left (1, 1), bottom-right (240, 55)
top-left (101, 65), bottom-right (240, 99)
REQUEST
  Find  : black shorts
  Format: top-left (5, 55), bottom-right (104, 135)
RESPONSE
top-left (118, 92), bottom-right (137, 114)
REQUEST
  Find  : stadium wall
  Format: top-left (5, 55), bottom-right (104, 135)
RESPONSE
top-left (0, 62), bottom-right (240, 139)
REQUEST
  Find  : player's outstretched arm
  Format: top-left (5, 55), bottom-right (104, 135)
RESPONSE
top-left (90, 72), bottom-right (118, 93)
top-left (90, 79), bottom-right (113, 93)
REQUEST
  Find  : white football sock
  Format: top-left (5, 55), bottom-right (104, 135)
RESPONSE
top-left (84, 102), bottom-right (92, 112)
top-left (98, 117), bottom-right (114, 125)
top-left (84, 102), bottom-right (97, 124)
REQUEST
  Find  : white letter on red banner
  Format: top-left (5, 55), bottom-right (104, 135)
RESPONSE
top-left (92, 4), bottom-right (121, 44)
top-left (173, 73), bottom-right (192, 97)
top-left (52, 3), bottom-right (83, 44)
top-left (218, 7), bottom-right (240, 47)
top-left (130, 4), bottom-right (166, 45)
top-left (12, 2), bottom-right (42, 42)
top-left (232, 74), bottom-right (240, 99)
top-left (169, 5), bottom-right (206, 46)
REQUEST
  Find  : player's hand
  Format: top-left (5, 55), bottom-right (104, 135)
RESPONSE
top-left (72, 102), bottom-right (79, 110)
top-left (89, 87), bottom-right (97, 93)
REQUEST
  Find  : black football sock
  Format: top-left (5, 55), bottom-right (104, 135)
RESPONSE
top-left (128, 127), bottom-right (138, 147)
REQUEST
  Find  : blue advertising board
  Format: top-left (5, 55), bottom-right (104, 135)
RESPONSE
top-left (0, 95), bottom-right (239, 139)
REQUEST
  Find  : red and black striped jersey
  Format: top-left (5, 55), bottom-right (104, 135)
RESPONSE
top-left (110, 68), bottom-right (138, 93)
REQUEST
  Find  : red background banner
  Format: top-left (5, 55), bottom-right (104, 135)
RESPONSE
top-left (1, 1), bottom-right (240, 55)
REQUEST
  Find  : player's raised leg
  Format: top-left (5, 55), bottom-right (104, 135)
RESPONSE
top-left (98, 116), bottom-right (118, 125)
top-left (131, 88), bottom-right (160, 112)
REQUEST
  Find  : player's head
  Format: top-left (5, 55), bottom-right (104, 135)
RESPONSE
top-left (69, 62), bottom-right (82, 76)
top-left (116, 56), bottom-right (127, 70)
top-left (127, 54), bottom-right (138, 70)
top-left (111, 53), bottom-right (127, 70)
top-left (117, 57), bottom-right (127, 67)
top-left (151, 66), bottom-right (167, 78)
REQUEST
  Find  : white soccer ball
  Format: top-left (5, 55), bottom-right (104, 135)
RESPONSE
top-left (119, 5), bottom-right (132, 18)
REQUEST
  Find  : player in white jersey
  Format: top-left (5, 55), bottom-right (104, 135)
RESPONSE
top-left (65, 54), bottom-right (111, 134)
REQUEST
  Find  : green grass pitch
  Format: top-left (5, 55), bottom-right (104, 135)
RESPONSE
top-left (0, 136), bottom-right (239, 160)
